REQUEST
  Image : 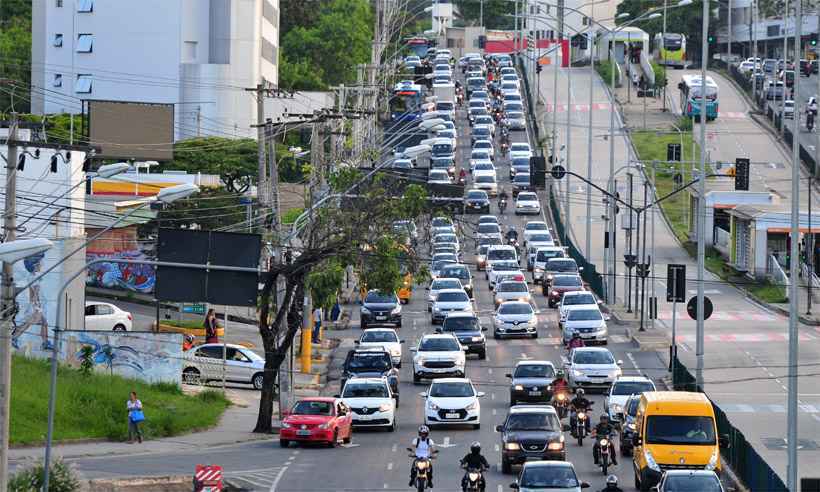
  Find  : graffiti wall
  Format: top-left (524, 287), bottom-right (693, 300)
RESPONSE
top-left (15, 330), bottom-right (183, 385)
top-left (86, 226), bottom-right (156, 293)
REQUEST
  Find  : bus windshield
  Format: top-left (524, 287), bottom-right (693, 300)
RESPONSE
top-left (664, 34), bottom-right (683, 51)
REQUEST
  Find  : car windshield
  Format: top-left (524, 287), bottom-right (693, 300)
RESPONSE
top-left (474, 163), bottom-right (494, 171)
top-left (432, 218), bottom-right (451, 227)
top-left (432, 279), bottom-right (462, 291)
top-left (526, 223), bottom-right (547, 231)
top-left (365, 292), bottom-right (395, 303)
top-left (565, 293), bottom-right (596, 305)
top-left (573, 350), bottom-right (615, 364)
top-left (432, 144), bottom-right (453, 155)
top-left (553, 276), bottom-right (582, 287)
top-left (440, 266), bottom-right (469, 279)
top-left (432, 159), bottom-right (452, 169)
top-left (342, 383), bottom-right (390, 398)
top-left (473, 127), bottom-right (490, 135)
top-left (612, 381), bottom-right (655, 396)
top-left (478, 224), bottom-right (500, 234)
top-left (472, 91), bottom-right (488, 99)
top-left (419, 337), bottom-right (460, 351)
top-left (493, 263), bottom-right (518, 272)
top-left (437, 102), bottom-right (454, 110)
top-left (478, 245), bottom-right (491, 255)
top-left (520, 466), bottom-right (579, 488)
top-left (663, 475), bottom-right (722, 492)
top-left (507, 111), bottom-right (524, 119)
top-left (476, 116), bottom-right (492, 124)
top-left (430, 171), bottom-right (449, 180)
top-left (488, 249), bottom-right (516, 261)
top-left (361, 331), bottom-right (398, 343)
top-left (537, 250), bottom-right (563, 261)
top-left (430, 382), bottom-right (474, 397)
top-left (514, 364), bottom-right (555, 378)
top-left (498, 303), bottom-right (533, 315)
top-left (567, 309), bottom-right (602, 321)
top-left (437, 291), bottom-right (469, 302)
top-left (442, 316), bottom-right (480, 332)
top-left (348, 354), bottom-right (390, 371)
top-left (498, 282), bottom-right (528, 292)
top-left (530, 234), bottom-right (552, 242)
top-left (512, 157), bottom-right (530, 167)
top-left (511, 144), bottom-right (530, 152)
top-left (433, 260), bottom-right (457, 271)
top-left (518, 193), bottom-right (537, 201)
top-left (549, 260), bottom-right (577, 272)
top-left (475, 175), bottom-right (495, 183)
top-left (514, 175), bottom-right (530, 184)
top-left (506, 412), bottom-right (560, 431)
top-left (291, 400), bottom-right (333, 416)
top-left (646, 416), bottom-right (717, 445)
top-left (435, 234), bottom-right (457, 243)
top-left (472, 151), bottom-right (491, 160)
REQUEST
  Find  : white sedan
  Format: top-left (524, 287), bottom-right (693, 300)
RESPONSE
top-left (515, 192), bottom-right (541, 215)
top-left (509, 142), bottom-right (532, 160)
top-left (422, 377), bottom-right (484, 429)
top-left (341, 377), bottom-right (397, 431)
top-left (85, 301), bottom-right (133, 331)
top-left (356, 328), bottom-right (404, 367)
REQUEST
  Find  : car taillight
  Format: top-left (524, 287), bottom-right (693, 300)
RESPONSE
top-left (687, 103), bottom-right (692, 113)
top-left (127, 313), bottom-right (133, 321)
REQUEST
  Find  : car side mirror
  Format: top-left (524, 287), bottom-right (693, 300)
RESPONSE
top-left (435, 327), bottom-right (443, 333)
top-left (477, 391), bottom-right (486, 397)
top-left (353, 340), bottom-right (360, 344)
top-left (426, 286), bottom-right (430, 290)
top-left (720, 434), bottom-right (730, 448)
top-left (400, 340), bottom-right (406, 344)
top-left (495, 424), bottom-right (504, 432)
top-left (617, 360), bottom-right (623, 366)
top-left (562, 424), bottom-right (571, 432)
top-left (481, 326), bottom-right (488, 331)
top-left (580, 483), bottom-right (591, 489)
top-left (419, 392), bottom-right (428, 398)
top-left (510, 484), bottom-right (520, 490)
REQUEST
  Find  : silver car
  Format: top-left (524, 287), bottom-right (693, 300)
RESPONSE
top-left (431, 288), bottom-right (474, 324)
top-left (494, 281), bottom-right (532, 307)
top-left (504, 111), bottom-right (526, 131)
top-left (428, 278), bottom-right (464, 312)
top-left (512, 461), bottom-right (589, 491)
top-left (493, 301), bottom-right (538, 339)
top-left (183, 343), bottom-right (265, 390)
top-left (564, 347), bottom-right (622, 390)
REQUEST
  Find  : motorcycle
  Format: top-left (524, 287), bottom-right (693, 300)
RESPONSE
top-left (500, 142), bottom-right (509, 157)
top-left (462, 465), bottom-right (485, 492)
top-left (595, 432), bottom-right (616, 475)
top-left (552, 391), bottom-right (570, 419)
top-left (407, 448), bottom-right (437, 491)
top-left (808, 112), bottom-right (815, 131)
top-left (458, 175), bottom-right (466, 185)
top-left (570, 403), bottom-right (593, 446)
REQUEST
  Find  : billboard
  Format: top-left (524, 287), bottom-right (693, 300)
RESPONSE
top-left (88, 100), bottom-right (174, 161)
top-left (86, 226), bottom-right (156, 293)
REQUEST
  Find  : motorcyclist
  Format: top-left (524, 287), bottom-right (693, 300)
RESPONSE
top-left (459, 441), bottom-right (489, 491)
top-left (505, 227), bottom-right (518, 244)
top-left (809, 96), bottom-right (818, 116)
top-left (182, 334), bottom-right (195, 351)
top-left (568, 332), bottom-right (585, 349)
top-left (598, 475), bottom-right (624, 492)
top-left (498, 187), bottom-right (509, 202)
top-left (592, 415), bottom-right (618, 466)
top-left (552, 370), bottom-right (569, 396)
top-left (409, 425), bottom-right (436, 488)
top-left (570, 389), bottom-right (593, 434)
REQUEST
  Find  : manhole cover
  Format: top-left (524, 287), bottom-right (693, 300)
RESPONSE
top-left (762, 437), bottom-right (819, 450)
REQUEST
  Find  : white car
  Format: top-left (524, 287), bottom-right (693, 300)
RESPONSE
top-left (525, 233), bottom-right (556, 269)
top-left (356, 328), bottom-right (404, 367)
top-left (469, 149), bottom-right (493, 170)
top-left (564, 347), bottom-right (622, 390)
top-left (605, 376), bottom-right (656, 423)
top-left (509, 142), bottom-right (532, 160)
top-left (478, 215), bottom-right (499, 225)
top-left (435, 101), bottom-right (456, 120)
top-left (431, 288), bottom-right (474, 324)
top-left (501, 74), bottom-right (520, 88)
top-left (412, 334), bottom-right (467, 382)
top-left (433, 233), bottom-right (460, 252)
top-left (427, 278), bottom-right (464, 312)
top-left (421, 377), bottom-right (483, 429)
top-left (500, 82), bottom-right (519, 95)
top-left (558, 291), bottom-right (599, 324)
top-left (532, 246), bottom-right (566, 283)
top-left (523, 221), bottom-right (550, 245)
top-left (472, 162), bottom-right (496, 175)
top-left (561, 305), bottom-right (608, 345)
top-left (428, 169), bottom-right (452, 184)
top-left (85, 301), bottom-right (133, 331)
top-left (473, 173), bottom-right (498, 196)
top-left (182, 343), bottom-right (265, 389)
top-left (472, 139), bottom-right (495, 157)
top-left (500, 66), bottom-right (517, 76)
top-left (515, 192), bottom-right (541, 215)
top-left (473, 115), bottom-right (496, 136)
top-left (486, 245), bottom-right (519, 271)
top-left (487, 260), bottom-right (523, 288)
top-left (476, 222), bottom-right (502, 240)
top-left (340, 377), bottom-right (397, 431)
top-left (494, 280), bottom-right (532, 307)
top-left (493, 301), bottom-right (538, 338)
top-left (782, 99), bottom-right (795, 119)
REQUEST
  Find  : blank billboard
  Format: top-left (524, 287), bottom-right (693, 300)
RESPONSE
top-left (88, 101), bottom-right (174, 160)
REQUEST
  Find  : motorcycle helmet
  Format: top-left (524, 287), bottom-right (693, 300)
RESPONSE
top-left (555, 370), bottom-right (565, 379)
top-left (185, 334), bottom-right (194, 344)
top-left (606, 475), bottom-right (618, 486)
top-left (418, 425), bottom-right (430, 437)
top-left (600, 414), bottom-right (610, 423)
top-left (576, 388), bottom-right (585, 396)
top-left (470, 441), bottom-right (481, 454)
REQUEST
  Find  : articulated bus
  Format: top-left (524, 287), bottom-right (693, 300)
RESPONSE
top-left (653, 33), bottom-right (686, 68)
top-left (678, 74), bottom-right (719, 121)
top-left (390, 80), bottom-right (424, 122)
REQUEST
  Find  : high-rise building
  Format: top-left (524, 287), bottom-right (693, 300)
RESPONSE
top-left (30, 0), bottom-right (280, 141)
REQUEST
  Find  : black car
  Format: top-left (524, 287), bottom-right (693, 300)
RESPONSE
top-left (506, 360), bottom-right (557, 405)
top-left (438, 263), bottom-right (474, 298)
top-left (512, 174), bottom-right (533, 196)
top-left (361, 290), bottom-right (402, 329)
top-left (436, 312), bottom-right (487, 359)
top-left (497, 406), bottom-right (567, 473)
top-left (464, 189), bottom-right (491, 214)
top-left (340, 348), bottom-right (400, 404)
top-left (618, 394), bottom-right (642, 456)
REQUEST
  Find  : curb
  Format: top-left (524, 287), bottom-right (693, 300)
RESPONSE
top-left (81, 475), bottom-right (193, 492)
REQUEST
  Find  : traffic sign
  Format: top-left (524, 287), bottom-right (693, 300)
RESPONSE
top-left (666, 264), bottom-right (686, 302)
top-left (183, 303), bottom-right (207, 315)
top-left (686, 296), bottom-right (713, 321)
top-left (667, 143), bottom-right (682, 162)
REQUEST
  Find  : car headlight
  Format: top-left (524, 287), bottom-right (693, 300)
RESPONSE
top-left (416, 357), bottom-right (426, 365)
top-left (705, 448), bottom-right (719, 471)
top-left (361, 307), bottom-right (371, 315)
top-left (318, 422), bottom-right (330, 430)
top-left (471, 336), bottom-right (483, 342)
top-left (548, 441), bottom-right (564, 450)
top-left (514, 384), bottom-right (524, 391)
top-left (534, 268), bottom-right (544, 273)
top-left (429, 401), bottom-right (440, 411)
top-left (378, 402), bottom-right (394, 412)
top-left (391, 305), bottom-right (401, 315)
top-left (281, 422), bottom-right (291, 429)
top-left (573, 369), bottom-right (584, 377)
top-left (505, 442), bottom-right (521, 450)
top-left (433, 306), bottom-right (442, 312)
top-left (494, 318), bottom-right (503, 326)
top-left (644, 448), bottom-right (661, 472)
top-left (465, 401), bottom-right (478, 411)
top-left (612, 368), bottom-right (623, 377)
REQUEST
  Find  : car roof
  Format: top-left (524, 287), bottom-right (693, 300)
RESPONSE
top-left (521, 460), bottom-right (574, 470)
top-left (345, 376), bottom-right (389, 385)
top-left (432, 377), bottom-right (471, 384)
top-left (436, 288), bottom-right (467, 295)
top-left (432, 277), bottom-right (461, 284)
top-left (563, 304), bottom-right (599, 312)
top-left (574, 346), bottom-right (611, 353)
top-left (498, 301), bottom-right (531, 308)
top-left (298, 396), bottom-right (337, 403)
top-left (509, 404), bottom-right (559, 414)
top-left (536, 246), bottom-right (564, 252)
top-left (663, 470), bottom-right (720, 478)
top-left (488, 245), bottom-right (516, 251)
top-left (445, 311), bottom-right (478, 319)
top-left (614, 375), bottom-right (653, 383)
top-left (515, 360), bottom-right (554, 367)
top-left (420, 333), bottom-right (458, 340)
top-left (362, 327), bottom-right (398, 333)
top-left (196, 343), bottom-right (249, 350)
top-left (526, 221), bottom-right (547, 227)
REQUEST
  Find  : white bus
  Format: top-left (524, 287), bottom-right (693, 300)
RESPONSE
top-left (678, 74), bottom-right (719, 121)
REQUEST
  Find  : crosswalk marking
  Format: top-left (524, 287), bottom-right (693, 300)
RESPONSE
top-left (672, 332), bottom-right (815, 343)
top-left (721, 403), bottom-right (820, 414)
top-left (225, 466), bottom-right (288, 491)
top-left (656, 310), bottom-right (780, 322)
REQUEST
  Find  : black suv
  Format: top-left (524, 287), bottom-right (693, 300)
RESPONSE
top-left (340, 348), bottom-right (400, 404)
top-left (438, 263), bottom-right (474, 298)
top-left (512, 173), bottom-right (533, 196)
top-left (360, 290), bottom-right (402, 329)
top-left (497, 405), bottom-right (568, 474)
top-left (464, 189), bottom-right (491, 214)
top-left (436, 312), bottom-right (487, 359)
top-left (506, 360), bottom-right (557, 405)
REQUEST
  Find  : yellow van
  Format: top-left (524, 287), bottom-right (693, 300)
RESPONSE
top-left (632, 391), bottom-right (728, 491)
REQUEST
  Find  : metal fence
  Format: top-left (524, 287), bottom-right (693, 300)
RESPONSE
top-left (672, 357), bottom-right (788, 492)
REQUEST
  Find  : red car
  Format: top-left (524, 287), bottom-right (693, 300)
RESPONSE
top-left (545, 274), bottom-right (585, 308)
top-left (279, 397), bottom-right (353, 448)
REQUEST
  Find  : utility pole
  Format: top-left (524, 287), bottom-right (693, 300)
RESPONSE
top-left (727, 0), bottom-right (732, 62)
top-left (585, 3), bottom-right (595, 259)
top-left (196, 105), bottom-right (202, 138)
top-left (608, 48), bottom-right (617, 304)
top-left (246, 83), bottom-right (269, 207)
top-left (696, 0), bottom-right (710, 390)
top-left (0, 114), bottom-right (19, 492)
top-left (565, 34), bottom-right (573, 242)
top-left (780, 0), bottom-right (788, 136)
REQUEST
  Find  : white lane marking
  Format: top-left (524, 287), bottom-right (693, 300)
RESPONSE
top-left (626, 352), bottom-right (639, 369)
top-left (493, 408), bottom-right (497, 415)
top-left (413, 319), bottom-right (417, 331)
top-left (387, 462), bottom-right (393, 471)
top-left (495, 444), bottom-right (500, 452)
top-left (269, 466), bottom-right (289, 492)
top-left (498, 485), bottom-right (504, 492)
top-left (392, 443), bottom-right (397, 453)
top-left (488, 367), bottom-right (493, 374)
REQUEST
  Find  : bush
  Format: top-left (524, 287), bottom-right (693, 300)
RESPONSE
top-left (78, 346), bottom-right (94, 377)
top-left (282, 208), bottom-right (305, 224)
top-left (8, 459), bottom-right (80, 492)
top-left (595, 60), bottom-right (617, 87)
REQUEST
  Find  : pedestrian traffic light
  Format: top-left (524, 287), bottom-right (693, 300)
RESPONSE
top-left (537, 64), bottom-right (543, 74)
top-left (735, 157), bottom-right (750, 191)
top-left (708, 35), bottom-right (716, 44)
top-left (667, 143), bottom-right (681, 162)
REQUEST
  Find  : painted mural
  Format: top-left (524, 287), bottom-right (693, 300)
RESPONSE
top-left (86, 226), bottom-right (156, 293)
top-left (11, 244), bottom-right (63, 355)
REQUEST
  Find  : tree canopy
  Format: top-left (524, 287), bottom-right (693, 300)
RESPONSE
top-left (0, 1), bottom-right (31, 113)
top-left (454, 0), bottom-right (515, 30)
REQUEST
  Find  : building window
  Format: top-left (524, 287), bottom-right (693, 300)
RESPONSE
top-left (56, 0), bottom-right (63, 6)
top-left (53, 74), bottom-right (62, 87)
top-left (75, 74), bottom-right (92, 93)
top-left (78, 0), bottom-right (93, 13)
top-left (53, 33), bottom-right (63, 47)
top-left (76, 34), bottom-right (93, 53)
top-left (261, 39), bottom-right (278, 65)
top-left (263, 1), bottom-right (279, 28)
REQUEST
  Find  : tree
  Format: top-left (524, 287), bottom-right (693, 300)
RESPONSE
top-left (153, 188), bottom-right (249, 231)
top-left (0, 13), bottom-right (31, 113)
top-left (454, 0), bottom-right (515, 30)
top-left (279, 55), bottom-right (328, 91)
top-left (252, 169), bottom-right (430, 433)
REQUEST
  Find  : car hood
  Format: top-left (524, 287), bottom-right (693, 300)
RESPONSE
top-left (284, 415), bottom-right (333, 426)
top-left (607, 394), bottom-right (631, 410)
top-left (517, 200), bottom-right (540, 206)
top-left (358, 341), bottom-right (401, 354)
top-left (364, 302), bottom-right (398, 310)
top-left (428, 395), bottom-right (477, 408)
top-left (416, 350), bottom-right (462, 360)
top-left (512, 377), bottom-right (554, 387)
top-left (518, 486), bottom-right (580, 492)
top-left (466, 197), bottom-right (489, 203)
top-left (448, 330), bottom-right (482, 339)
top-left (497, 292), bottom-right (530, 302)
top-left (496, 314), bottom-right (534, 323)
top-left (342, 396), bottom-right (393, 408)
top-left (434, 301), bottom-right (472, 310)
top-left (573, 363), bottom-right (618, 372)
top-left (529, 241), bottom-right (555, 250)
top-left (505, 429), bottom-right (562, 443)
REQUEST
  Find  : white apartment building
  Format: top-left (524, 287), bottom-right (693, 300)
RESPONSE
top-left (30, 0), bottom-right (280, 141)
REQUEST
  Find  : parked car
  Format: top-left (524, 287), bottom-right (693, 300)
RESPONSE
top-left (498, 405), bottom-right (566, 474)
top-left (182, 343), bottom-right (265, 389)
top-left (279, 397), bottom-right (353, 448)
top-left (85, 301), bottom-right (133, 331)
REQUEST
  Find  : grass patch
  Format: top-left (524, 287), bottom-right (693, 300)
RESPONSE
top-left (595, 60), bottom-right (617, 87)
top-left (161, 319), bottom-right (205, 329)
top-left (748, 281), bottom-right (788, 303)
top-left (282, 207), bottom-right (304, 225)
top-left (11, 355), bottom-right (229, 445)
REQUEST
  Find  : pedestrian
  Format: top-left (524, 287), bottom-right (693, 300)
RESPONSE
top-left (204, 309), bottom-right (219, 344)
top-left (312, 305), bottom-right (323, 343)
top-left (127, 391), bottom-right (144, 443)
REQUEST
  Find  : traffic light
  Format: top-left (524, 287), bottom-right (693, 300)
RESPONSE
top-left (667, 143), bottom-right (681, 162)
top-left (708, 35), bottom-right (716, 44)
top-left (537, 64), bottom-right (543, 74)
top-left (811, 34), bottom-right (818, 47)
top-left (735, 157), bottom-right (750, 191)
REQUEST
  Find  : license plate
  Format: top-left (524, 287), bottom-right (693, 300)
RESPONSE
top-left (376, 315), bottom-right (387, 320)
top-left (297, 430), bottom-right (311, 436)
top-left (528, 391), bottom-right (541, 396)
top-left (445, 413), bottom-right (460, 419)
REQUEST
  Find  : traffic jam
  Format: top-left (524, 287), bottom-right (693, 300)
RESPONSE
top-left (279, 49), bottom-right (727, 492)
